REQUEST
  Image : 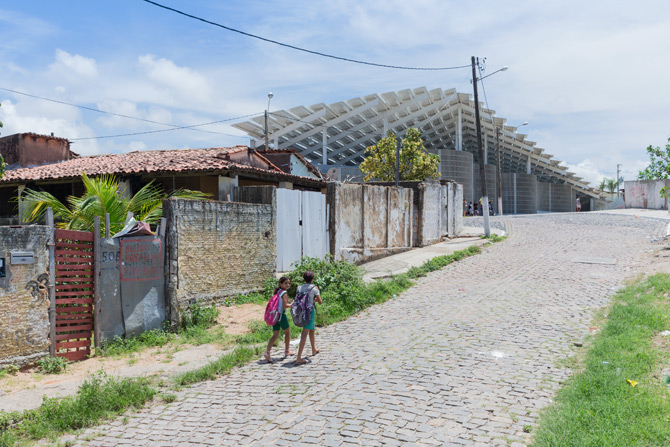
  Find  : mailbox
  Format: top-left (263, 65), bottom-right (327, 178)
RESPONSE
top-left (10, 251), bottom-right (35, 265)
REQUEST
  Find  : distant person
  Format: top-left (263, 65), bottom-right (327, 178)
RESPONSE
top-left (576, 197), bottom-right (582, 212)
top-left (463, 199), bottom-right (468, 217)
top-left (468, 202), bottom-right (474, 216)
top-left (294, 270), bottom-right (322, 365)
top-left (473, 202), bottom-right (479, 216)
top-left (264, 276), bottom-right (294, 363)
top-left (488, 199), bottom-right (495, 216)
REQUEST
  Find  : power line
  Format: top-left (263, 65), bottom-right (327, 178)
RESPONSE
top-left (0, 86), bottom-right (233, 137)
top-left (141, 0), bottom-right (471, 71)
top-left (70, 114), bottom-right (259, 141)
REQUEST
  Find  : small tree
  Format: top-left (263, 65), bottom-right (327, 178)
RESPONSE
top-left (20, 173), bottom-right (209, 235)
top-left (638, 138), bottom-right (670, 180)
top-left (598, 178), bottom-right (607, 192)
top-left (359, 128), bottom-right (440, 182)
top-left (606, 178), bottom-right (619, 197)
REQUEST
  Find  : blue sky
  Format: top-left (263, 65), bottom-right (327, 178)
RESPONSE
top-left (1, 0), bottom-right (669, 186)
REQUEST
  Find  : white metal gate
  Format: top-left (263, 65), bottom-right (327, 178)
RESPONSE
top-left (276, 189), bottom-right (329, 272)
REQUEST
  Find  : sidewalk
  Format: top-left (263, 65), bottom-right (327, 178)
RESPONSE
top-left (361, 225), bottom-right (505, 282)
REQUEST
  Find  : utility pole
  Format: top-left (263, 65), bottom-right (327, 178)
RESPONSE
top-left (395, 135), bottom-right (401, 187)
top-left (496, 127), bottom-right (503, 216)
top-left (616, 164), bottom-right (622, 198)
top-left (472, 56), bottom-right (491, 237)
top-left (264, 110), bottom-right (269, 150)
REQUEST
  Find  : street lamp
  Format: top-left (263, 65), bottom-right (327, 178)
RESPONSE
top-left (496, 121), bottom-right (528, 216)
top-left (264, 92), bottom-right (273, 149)
top-left (472, 56), bottom-right (508, 237)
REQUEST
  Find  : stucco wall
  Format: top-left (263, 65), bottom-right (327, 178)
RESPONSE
top-left (624, 180), bottom-right (670, 210)
top-left (0, 226), bottom-right (51, 368)
top-left (418, 181), bottom-right (443, 246)
top-left (164, 199), bottom-right (276, 323)
top-left (328, 183), bottom-right (413, 264)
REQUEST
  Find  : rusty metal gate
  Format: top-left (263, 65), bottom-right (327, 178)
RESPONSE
top-left (54, 229), bottom-right (95, 361)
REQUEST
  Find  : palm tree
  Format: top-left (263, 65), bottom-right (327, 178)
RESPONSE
top-left (20, 173), bottom-right (209, 235)
top-left (606, 178), bottom-right (619, 198)
top-left (598, 178), bottom-right (607, 193)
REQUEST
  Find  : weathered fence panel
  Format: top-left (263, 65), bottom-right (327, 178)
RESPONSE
top-left (54, 229), bottom-right (94, 362)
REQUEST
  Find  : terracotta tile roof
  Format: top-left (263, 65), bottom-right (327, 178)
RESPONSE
top-left (0, 146), bottom-right (326, 186)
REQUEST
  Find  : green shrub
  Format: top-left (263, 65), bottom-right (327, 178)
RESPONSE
top-left (181, 303), bottom-right (220, 330)
top-left (99, 328), bottom-right (174, 357)
top-left (37, 356), bottom-right (68, 374)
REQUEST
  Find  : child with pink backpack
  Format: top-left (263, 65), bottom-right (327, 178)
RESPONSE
top-left (263, 276), bottom-right (294, 363)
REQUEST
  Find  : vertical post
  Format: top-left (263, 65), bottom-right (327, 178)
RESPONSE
top-left (93, 216), bottom-right (101, 350)
top-left (616, 164), bottom-right (621, 198)
top-left (322, 128), bottom-right (328, 165)
top-left (395, 135), bottom-right (400, 187)
top-left (496, 127), bottom-right (503, 216)
top-left (457, 108), bottom-right (463, 151)
top-left (264, 110), bottom-right (269, 150)
top-left (472, 56), bottom-right (491, 237)
top-left (527, 156), bottom-right (532, 175)
top-left (46, 207), bottom-right (56, 357)
top-left (513, 173), bottom-right (518, 214)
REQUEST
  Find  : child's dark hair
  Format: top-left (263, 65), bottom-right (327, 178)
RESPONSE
top-left (302, 270), bottom-right (315, 283)
top-left (274, 276), bottom-right (290, 294)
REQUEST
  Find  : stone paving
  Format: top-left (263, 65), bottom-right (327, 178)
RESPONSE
top-left (74, 213), bottom-right (665, 447)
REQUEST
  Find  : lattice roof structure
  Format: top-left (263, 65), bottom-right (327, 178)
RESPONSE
top-left (233, 87), bottom-right (599, 198)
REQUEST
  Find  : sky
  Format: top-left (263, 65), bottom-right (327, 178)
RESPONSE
top-left (1, 0), bottom-right (669, 187)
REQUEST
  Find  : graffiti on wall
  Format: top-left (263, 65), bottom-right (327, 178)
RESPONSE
top-left (25, 272), bottom-right (49, 308)
top-left (119, 238), bottom-right (161, 281)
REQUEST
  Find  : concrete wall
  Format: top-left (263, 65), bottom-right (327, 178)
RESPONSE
top-left (163, 198), bottom-right (276, 323)
top-left (446, 182), bottom-right (464, 237)
top-left (439, 150), bottom-right (474, 203)
top-left (624, 180), bottom-right (670, 210)
top-left (328, 183), bottom-right (413, 264)
top-left (417, 181), bottom-right (443, 246)
top-left (473, 164), bottom-right (498, 213)
top-left (537, 181), bottom-right (574, 212)
top-left (501, 173), bottom-right (538, 214)
top-left (0, 226), bottom-right (51, 368)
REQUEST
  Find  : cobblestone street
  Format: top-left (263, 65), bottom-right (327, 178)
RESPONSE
top-left (77, 213), bottom-right (666, 447)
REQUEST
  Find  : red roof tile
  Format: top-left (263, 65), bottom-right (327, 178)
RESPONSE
top-left (0, 146), bottom-right (325, 186)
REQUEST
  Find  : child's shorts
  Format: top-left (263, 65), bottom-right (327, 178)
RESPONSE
top-left (273, 312), bottom-right (289, 331)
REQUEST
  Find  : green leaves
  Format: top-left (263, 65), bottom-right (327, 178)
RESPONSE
top-left (359, 128), bottom-right (440, 182)
top-left (20, 173), bottom-right (210, 235)
top-left (637, 138), bottom-right (670, 180)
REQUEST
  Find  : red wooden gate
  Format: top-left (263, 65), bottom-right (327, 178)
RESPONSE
top-left (54, 229), bottom-right (95, 361)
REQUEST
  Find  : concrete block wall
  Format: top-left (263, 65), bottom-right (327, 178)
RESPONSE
top-left (163, 199), bottom-right (275, 323)
top-left (0, 226), bottom-right (51, 368)
top-left (439, 150), bottom-right (474, 203)
top-left (417, 181), bottom-right (442, 246)
top-left (500, 173), bottom-right (538, 214)
top-left (447, 182), bottom-right (464, 237)
top-left (537, 181), bottom-right (550, 212)
top-left (328, 183), bottom-right (413, 264)
top-left (473, 164), bottom-right (498, 213)
top-left (551, 183), bottom-right (574, 212)
top-left (515, 173), bottom-right (538, 214)
top-left (624, 180), bottom-right (670, 209)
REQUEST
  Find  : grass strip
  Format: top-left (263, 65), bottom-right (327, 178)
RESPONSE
top-left (0, 373), bottom-right (155, 447)
top-left (532, 273), bottom-right (670, 447)
top-left (173, 345), bottom-right (263, 386)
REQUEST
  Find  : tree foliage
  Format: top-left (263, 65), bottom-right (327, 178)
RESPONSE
top-left (637, 138), bottom-right (670, 180)
top-left (20, 173), bottom-right (209, 235)
top-left (359, 128), bottom-right (440, 182)
top-left (605, 178), bottom-right (619, 195)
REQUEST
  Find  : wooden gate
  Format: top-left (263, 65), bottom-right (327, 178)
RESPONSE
top-left (276, 189), bottom-right (329, 271)
top-left (54, 229), bottom-right (95, 361)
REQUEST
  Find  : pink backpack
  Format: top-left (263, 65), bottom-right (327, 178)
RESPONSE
top-left (264, 291), bottom-right (282, 326)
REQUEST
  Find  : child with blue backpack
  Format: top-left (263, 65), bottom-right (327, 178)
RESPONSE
top-left (294, 270), bottom-right (322, 365)
top-left (264, 276), bottom-right (294, 363)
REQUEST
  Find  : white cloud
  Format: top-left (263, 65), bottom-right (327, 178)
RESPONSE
top-left (49, 49), bottom-right (98, 78)
top-left (138, 55), bottom-right (212, 105)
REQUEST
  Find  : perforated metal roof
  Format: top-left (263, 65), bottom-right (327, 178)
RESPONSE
top-left (233, 87), bottom-right (599, 198)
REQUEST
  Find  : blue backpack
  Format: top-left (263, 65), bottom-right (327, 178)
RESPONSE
top-left (291, 285), bottom-right (315, 327)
